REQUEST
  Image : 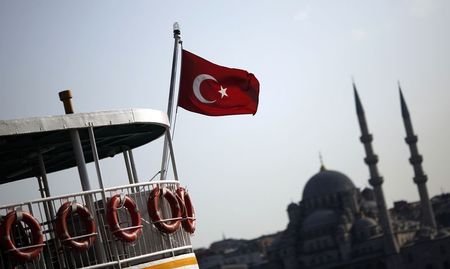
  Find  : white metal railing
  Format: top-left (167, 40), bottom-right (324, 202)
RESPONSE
top-left (0, 180), bottom-right (193, 269)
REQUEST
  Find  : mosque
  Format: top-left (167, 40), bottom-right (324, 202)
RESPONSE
top-left (196, 84), bottom-right (450, 269)
top-left (265, 85), bottom-right (450, 269)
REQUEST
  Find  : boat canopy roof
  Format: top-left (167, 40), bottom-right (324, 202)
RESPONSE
top-left (0, 108), bottom-right (169, 184)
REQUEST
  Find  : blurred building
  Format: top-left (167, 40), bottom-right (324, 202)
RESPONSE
top-left (196, 234), bottom-right (281, 269)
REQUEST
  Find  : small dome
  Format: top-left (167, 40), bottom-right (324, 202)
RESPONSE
top-left (353, 216), bottom-right (379, 241)
top-left (361, 188), bottom-right (375, 201)
top-left (302, 209), bottom-right (337, 231)
top-left (287, 202), bottom-right (298, 211)
top-left (354, 217), bottom-right (377, 230)
top-left (302, 170), bottom-right (355, 200)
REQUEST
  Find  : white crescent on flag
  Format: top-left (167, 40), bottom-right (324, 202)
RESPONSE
top-left (192, 74), bottom-right (217, 104)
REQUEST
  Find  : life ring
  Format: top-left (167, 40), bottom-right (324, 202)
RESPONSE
top-left (176, 187), bottom-right (196, 234)
top-left (0, 210), bottom-right (44, 262)
top-left (147, 186), bottom-right (181, 234)
top-left (55, 201), bottom-right (96, 251)
top-left (106, 194), bottom-right (142, 242)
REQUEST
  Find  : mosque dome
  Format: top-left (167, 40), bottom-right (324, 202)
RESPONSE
top-left (302, 169), bottom-right (356, 200)
top-left (353, 216), bottom-right (379, 241)
top-left (302, 209), bottom-right (338, 231)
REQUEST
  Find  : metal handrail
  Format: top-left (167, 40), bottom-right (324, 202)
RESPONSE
top-left (103, 180), bottom-right (179, 192)
top-left (4, 243), bottom-right (46, 252)
top-left (111, 225), bottom-right (143, 233)
top-left (0, 180), bottom-right (180, 211)
top-left (151, 217), bottom-right (183, 224)
top-left (60, 232), bottom-right (98, 242)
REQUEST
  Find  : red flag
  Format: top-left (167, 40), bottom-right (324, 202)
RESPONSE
top-left (178, 50), bottom-right (259, 116)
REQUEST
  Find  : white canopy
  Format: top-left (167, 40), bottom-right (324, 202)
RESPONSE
top-left (0, 109), bottom-right (169, 183)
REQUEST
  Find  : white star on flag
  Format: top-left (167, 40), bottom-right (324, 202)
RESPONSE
top-left (218, 86), bottom-right (228, 98)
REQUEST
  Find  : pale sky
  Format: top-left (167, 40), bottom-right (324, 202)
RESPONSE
top-left (1, 0), bottom-right (450, 249)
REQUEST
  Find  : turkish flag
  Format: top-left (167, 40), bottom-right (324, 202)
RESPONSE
top-left (178, 50), bottom-right (259, 116)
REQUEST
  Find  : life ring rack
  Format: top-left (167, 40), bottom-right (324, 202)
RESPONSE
top-left (55, 201), bottom-right (97, 252)
top-left (106, 193), bottom-right (143, 242)
top-left (147, 185), bottom-right (182, 234)
top-left (0, 210), bottom-right (45, 262)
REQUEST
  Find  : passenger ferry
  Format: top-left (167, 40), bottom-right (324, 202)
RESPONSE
top-left (0, 89), bottom-right (198, 268)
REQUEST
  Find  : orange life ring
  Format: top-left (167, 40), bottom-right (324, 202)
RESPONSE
top-left (55, 202), bottom-right (96, 251)
top-left (106, 194), bottom-right (142, 242)
top-left (0, 210), bottom-right (44, 262)
top-left (147, 186), bottom-right (181, 234)
top-left (176, 187), bottom-right (196, 234)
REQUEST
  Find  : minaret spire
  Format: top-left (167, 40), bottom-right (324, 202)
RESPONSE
top-left (399, 82), bottom-right (410, 118)
top-left (399, 84), bottom-right (437, 230)
top-left (353, 82), bottom-right (399, 254)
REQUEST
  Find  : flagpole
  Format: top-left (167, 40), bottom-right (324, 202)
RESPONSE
top-left (160, 22), bottom-right (181, 181)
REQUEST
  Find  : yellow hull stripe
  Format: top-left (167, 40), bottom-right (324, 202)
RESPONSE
top-left (142, 256), bottom-right (198, 269)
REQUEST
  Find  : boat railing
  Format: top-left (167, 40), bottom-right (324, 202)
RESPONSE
top-left (0, 180), bottom-right (193, 269)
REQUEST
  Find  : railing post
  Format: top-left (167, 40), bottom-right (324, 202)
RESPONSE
top-left (87, 124), bottom-right (110, 262)
top-left (58, 90), bottom-right (106, 264)
top-left (37, 149), bottom-right (64, 268)
top-left (128, 150), bottom-right (140, 193)
top-left (123, 149), bottom-right (135, 186)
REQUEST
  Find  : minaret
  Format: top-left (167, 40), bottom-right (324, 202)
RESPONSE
top-left (353, 83), bottom-right (399, 254)
top-left (399, 85), bottom-right (437, 230)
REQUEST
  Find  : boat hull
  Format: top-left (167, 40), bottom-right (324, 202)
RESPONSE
top-left (123, 253), bottom-right (199, 269)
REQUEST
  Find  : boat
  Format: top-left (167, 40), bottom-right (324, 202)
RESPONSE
top-left (0, 89), bottom-right (199, 268)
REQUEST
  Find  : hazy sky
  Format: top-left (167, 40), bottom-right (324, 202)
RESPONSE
top-left (1, 1), bottom-right (449, 248)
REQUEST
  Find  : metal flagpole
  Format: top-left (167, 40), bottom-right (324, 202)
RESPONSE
top-left (160, 22), bottom-right (181, 181)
